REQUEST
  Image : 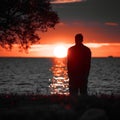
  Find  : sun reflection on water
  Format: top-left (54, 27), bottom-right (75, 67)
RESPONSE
top-left (49, 58), bottom-right (69, 95)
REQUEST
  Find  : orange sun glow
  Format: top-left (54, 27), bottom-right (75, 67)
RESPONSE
top-left (53, 45), bottom-right (67, 58)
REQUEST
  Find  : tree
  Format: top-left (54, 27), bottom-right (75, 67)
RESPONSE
top-left (0, 0), bottom-right (59, 50)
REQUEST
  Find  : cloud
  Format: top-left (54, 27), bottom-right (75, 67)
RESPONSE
top-left (105, 22), bottom-right (119, 27)
top-left (85, 43), bottom-right (110, 48)
top-left (57, 22), bottom-right (66, 26)
top-left (51, 0), bottom-right (85, 4)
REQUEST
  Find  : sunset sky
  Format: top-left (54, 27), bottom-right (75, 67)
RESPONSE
top-left (0, 0), bottom-right (120, 57)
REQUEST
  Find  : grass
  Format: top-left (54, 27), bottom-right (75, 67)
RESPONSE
top-left (0, 94), bottom-right (120, 120)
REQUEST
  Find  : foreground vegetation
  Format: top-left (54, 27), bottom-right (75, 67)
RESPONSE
top-left (0, 94), bottom-right (120, 120)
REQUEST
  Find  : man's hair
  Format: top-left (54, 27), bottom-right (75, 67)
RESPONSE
top-left (75, 33), bottom-right (83, 43)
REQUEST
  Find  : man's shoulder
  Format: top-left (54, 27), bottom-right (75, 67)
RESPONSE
top-left (85, 45), bottom-right (91, 50)
top-left (68, 44), bottom-right (91, 52)
top-left (68, 45), bottom-right (76, 50)
top-left (83, 44), bottom-right (91, 50)
top-left (81, 44), bottom-right (91, 55)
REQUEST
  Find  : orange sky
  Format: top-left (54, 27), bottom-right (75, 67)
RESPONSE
top-left (0, 22), bottom-right (120, 57)
top-left (0, 1), bottom-right (120, 58)
top-left (1, 22), bottom-right (120, 58)
top-left (0, 43), bottom-right (120, 58)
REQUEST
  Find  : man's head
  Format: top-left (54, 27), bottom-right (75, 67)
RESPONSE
top-left (75, 33), bottom-right (83, 44)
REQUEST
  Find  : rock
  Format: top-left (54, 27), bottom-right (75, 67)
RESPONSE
top-left (79, 108), bottom-right (108, 120)
top-left (56, 109), bottom-right (77, 120)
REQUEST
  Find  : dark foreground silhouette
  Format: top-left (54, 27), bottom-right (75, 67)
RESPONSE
top-left (0, 94), bottom-right (120, 120)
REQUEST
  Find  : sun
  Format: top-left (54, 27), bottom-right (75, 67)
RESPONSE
top-left (53, 45), bottom-right (67, 58)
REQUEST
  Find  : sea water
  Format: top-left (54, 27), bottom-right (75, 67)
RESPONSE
top-left (0, 57), bottom-right (120, 95)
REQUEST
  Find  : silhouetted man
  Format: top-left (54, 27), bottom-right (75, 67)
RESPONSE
top-left (67, 33), bottom-right (91, 96)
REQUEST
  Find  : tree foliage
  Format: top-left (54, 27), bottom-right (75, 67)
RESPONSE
top-left (0, 0), bottom-right (59, 50)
